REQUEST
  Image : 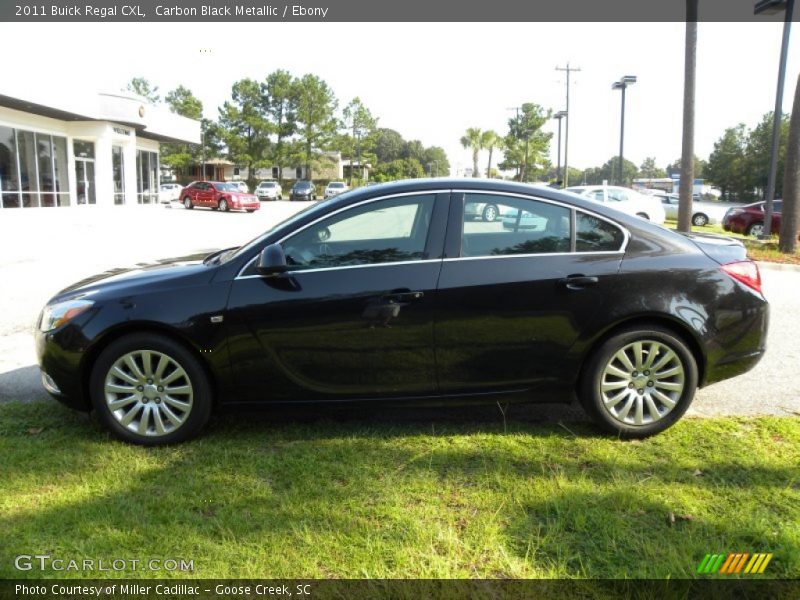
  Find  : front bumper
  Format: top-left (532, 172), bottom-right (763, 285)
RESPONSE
top-left (35, 327), bottom-right (91, 411)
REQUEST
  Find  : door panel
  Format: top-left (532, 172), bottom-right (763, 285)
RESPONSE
top-left (224, 192), bottom-right (449, 404)
top-left (435, 192), bottom-right (624, 394)
top-left (226, 262), bottom-right (441, 402)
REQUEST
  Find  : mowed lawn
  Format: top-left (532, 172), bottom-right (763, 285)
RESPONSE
top-left (1, 401), bottom-right (798, 579)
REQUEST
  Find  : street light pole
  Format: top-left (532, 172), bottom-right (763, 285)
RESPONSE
top-left (612, 76), bottom-right (637, 185)
top-left (755, 0), bottom-right (795, 237)
top-left (556, 63), bottom-right (581, 186)
top-left (554, 111), bottom-right (567, 185)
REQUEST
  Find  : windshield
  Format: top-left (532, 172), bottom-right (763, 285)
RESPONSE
top-left (260, 182), bottom-right (277, 188)
top-left (329, 182), bottom-right (345, 188)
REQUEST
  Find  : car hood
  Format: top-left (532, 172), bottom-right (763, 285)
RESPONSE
top-left (52, 251), bottom-right (217, 302)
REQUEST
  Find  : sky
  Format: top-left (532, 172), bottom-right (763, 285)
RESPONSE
top-left (2, 21), bottom-right (799, 177)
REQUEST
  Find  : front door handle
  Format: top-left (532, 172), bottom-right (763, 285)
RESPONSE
top-left (558, 275), bottom-right (599, 291)
top-left (383, 290), bottom-right (425, 303)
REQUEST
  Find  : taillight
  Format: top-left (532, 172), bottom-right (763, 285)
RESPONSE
top-left (721, 260), bottom-right (762, 294)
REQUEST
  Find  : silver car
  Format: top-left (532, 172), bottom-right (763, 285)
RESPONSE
top-left (464, 200), bottom-right (501, 222)
top-left (651, 192), bottom-right (728, 226)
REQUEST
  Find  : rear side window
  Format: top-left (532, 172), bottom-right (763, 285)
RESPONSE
top-left (462, 194), bottom-right (571, 257)
top-left (576, 213), bottom-right (625, 251)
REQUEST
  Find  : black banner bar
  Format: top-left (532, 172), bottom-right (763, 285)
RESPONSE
top-left (1, 0), bottom-right (798, 22)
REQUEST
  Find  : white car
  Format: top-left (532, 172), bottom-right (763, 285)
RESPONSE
top-left (255, 180), bottom-right (283, 201)
top-left (159, 183), bottom-right (183, 203)
top-left (324, 181), bottom-right (349, 198)
top-left (231, 181), bottom-right (249, 194)
top-left (650, 192), bottom-right (728, 226)
top-left (565, 185), bottom-right (666, 224)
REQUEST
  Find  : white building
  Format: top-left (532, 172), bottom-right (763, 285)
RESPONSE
top-left (0, 89), bottom-right (200, 210)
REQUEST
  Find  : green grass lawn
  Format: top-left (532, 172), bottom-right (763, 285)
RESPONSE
top-left (1, 401), bottom-right (798, 580)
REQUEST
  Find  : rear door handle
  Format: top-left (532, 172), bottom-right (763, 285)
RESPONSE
top-left (558, 275), bottom-right (599, 291)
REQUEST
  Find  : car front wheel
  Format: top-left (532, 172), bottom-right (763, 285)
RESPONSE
top-left (482, 204), bottom-right (499, 222)
top-left (579, 325), bottom-right (698, 438)
top-left (219, 198), bottom-right (229, 212)
top-left (183, 197), bottom-right (193, 209)
top-left (89, 333), bottom-right (212, 445)
top-left (692, 213), bottom-right (709, 226)
top-left (746, 222), bottom-right (764, 237)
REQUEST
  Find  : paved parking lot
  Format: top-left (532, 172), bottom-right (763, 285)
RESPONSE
top-left (0, 201), bottom-right (798, 419)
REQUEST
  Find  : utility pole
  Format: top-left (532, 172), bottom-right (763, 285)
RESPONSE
top-left (556, 63), bottom-right (581, 187)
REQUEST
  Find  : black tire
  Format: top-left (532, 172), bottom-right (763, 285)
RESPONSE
top-left (89, 333), bottom-right (213, 445)
top-left (482, 204), bottom-right (499, 222)
top-left (278, 195), bottom-right (282, 200)
top-left (246, 209), bottom-right (255, 213)
top-left (692, 213), bottom-right (709, 227)
top-left (746, 222), bottom-right (764, 237)
top-left (183, 197), bottom-right (193, 209)
top-left (218, 198), bottom-right (228, 212)
top-left (579, 324), bottom-right (698, 438)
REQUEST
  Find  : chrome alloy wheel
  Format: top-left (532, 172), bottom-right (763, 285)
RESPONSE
top-left (599, 340), bottom-right (685, 426)
top-left (103, 350), bottom-right (194, 437)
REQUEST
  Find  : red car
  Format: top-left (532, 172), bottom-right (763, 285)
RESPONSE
top-left (722, 200), bottom-right (782, 237)
top-left (181, 181), bottom-right (260, 213)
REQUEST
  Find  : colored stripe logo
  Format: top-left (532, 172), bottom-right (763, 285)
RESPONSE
top-left (697, 553), bottom-right (773, 574)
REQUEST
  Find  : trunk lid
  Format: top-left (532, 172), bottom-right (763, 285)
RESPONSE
top-left (679, 231), bottom-right (747, 265)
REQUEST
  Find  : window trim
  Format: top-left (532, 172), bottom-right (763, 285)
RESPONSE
top-left (451, 189), bottom-right (629, 259)
top-left (236, 190), bottom-right (450, 279)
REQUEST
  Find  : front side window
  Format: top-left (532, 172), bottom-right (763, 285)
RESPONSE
top-left (280, 194), bottom-right (435, 270)
top-left (461, 194), bottom-right (571, 257)
top-left (607, 188), bottom-right (629, 202)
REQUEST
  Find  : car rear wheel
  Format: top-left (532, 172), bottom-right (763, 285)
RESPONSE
top-left (746, 222), bottom-right (764, 237)
top-left (579, 325), bottom-right (698, 438)
top-left (482, 204), bottom-right (499, 222)
top-left (183, 197), bottom-right (193, 209)
top-left (219, 198), bottom-right (229, 212)
top-left (692, 213), bottom-right (709, 226)
top-left (89, 333), bottom-right (212, 445)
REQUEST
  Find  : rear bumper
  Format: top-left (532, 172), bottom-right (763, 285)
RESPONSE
top-left (702, 299), bottom-right (769, 387)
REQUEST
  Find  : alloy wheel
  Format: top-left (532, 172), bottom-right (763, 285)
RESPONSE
top-left (599, 340), bottom-right (685, 426)
top-left (692, 213), bottom-right (708, 226)
top-left (103, 350), bottom-right (194, 437)
top-left (483, 205), bottom-right (498, 222)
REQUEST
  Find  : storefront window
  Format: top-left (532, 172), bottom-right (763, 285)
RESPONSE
top-left (53, 136), bottom-right (70, 206)
top-left (37, 133), bottom-right (56, 207)
top-left (17, 130), bottom-right (39, 208)
top-left (112, 145), bottom-right (125, 205)
top-left (0, 126), bottom-right (20, 208)
top-left (136, 149), bottom-right (159, 204)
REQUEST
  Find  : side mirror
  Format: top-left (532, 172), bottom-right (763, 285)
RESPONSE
top-left (257, 243), bottom-right (290, 277)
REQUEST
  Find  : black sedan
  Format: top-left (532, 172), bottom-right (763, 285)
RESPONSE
top-left (36, 179), bottom-right (768, 445)
top-left (289, 180), bottom-right (317, 201)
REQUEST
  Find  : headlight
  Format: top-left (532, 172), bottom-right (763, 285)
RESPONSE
top-left (39, 299), bottom-right (94, 332)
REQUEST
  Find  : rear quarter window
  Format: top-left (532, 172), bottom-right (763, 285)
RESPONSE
top-left (576, 213), bottom-right (625, 252)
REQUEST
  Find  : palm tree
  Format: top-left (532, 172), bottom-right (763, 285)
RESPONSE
top-left (460, 127), bottom-right (482, 177)
top-left (481, 130), bottom-right (502, 178)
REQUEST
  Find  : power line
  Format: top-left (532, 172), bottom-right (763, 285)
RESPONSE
top-left (555, 63), bottom-right (581, 186)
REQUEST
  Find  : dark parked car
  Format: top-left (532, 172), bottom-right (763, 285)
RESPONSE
top-left (36, 179), bottom-right (768, 445)
top-left (181, 181), bottom-right (260, 213)
top-left (290, 180), bottom-right (317, 201)
top-left (722, 200), bottom-right (782, 237)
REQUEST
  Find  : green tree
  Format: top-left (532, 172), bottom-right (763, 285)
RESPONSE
top-left (706, 124), bottom-right (749, 202)
top-left (507, 103), bottom-right (552, 181)
top-left (341, 97), bottom-right (377, 185)
top-left (161, 86), bottom-right (204, 178)
top-left (744, 111), bottom-right (791, 199)
top-left (481, 130), bottom-right (502, 179)
top-left (293, 74), bottom-right (338, 179)
top-left (666, 155), bottom-right (706, 179)
top-left (218, 78), bottom-right (271, 187)
top-left (374, 129), bottom-right (405, 163)
top-left (422, 146), bottom-right (450, 177)
top-left (402, 140), bottom-right (426, 164)
top-left (600, 156), bottom-right (638, 186)
top-left (371, 158), bottom-right (426, 182)
top-left (460, 127), bottom-right (483, 178)
top-left (262, 69), bottom-right (297, 185)
top-left (639, 157), bottom-right (667, 179)
top-left (124, 77), bottom-right (160, 104)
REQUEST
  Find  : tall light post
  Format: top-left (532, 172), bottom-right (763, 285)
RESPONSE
top-left (755, 0), bottom-right (795, 238)
top-left (553, 111), bottom-right (568, 185)
top-left (556, 63), bottom-right (581, 186)
top-left (612, 75), bottom-right (637, 185)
